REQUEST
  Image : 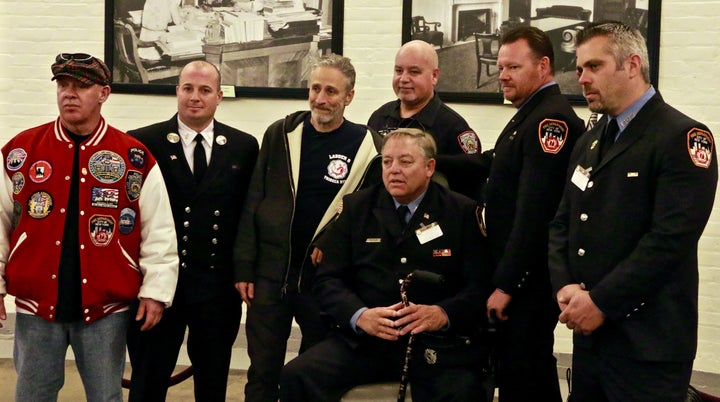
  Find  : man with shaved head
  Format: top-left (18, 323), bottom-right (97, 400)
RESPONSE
top-left (368, 40), bottom-right (484, 199)
top-left (126, 60), bottom-right (259, 402)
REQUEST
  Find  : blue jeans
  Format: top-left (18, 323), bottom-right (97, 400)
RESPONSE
top-left (13, 311), bottom-right (130, 402)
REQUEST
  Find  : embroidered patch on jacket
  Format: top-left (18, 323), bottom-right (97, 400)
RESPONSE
top-left (27, 190), bottom-right (53, 219)
top-left (538, 119), bottom-right (569, 154)
top-left (687, 128), bottom-right (714, 169)
top-left (28, 160), bottom-right (52, 184)
top-left (457, 131), bottom-right (480, 154)
top-left (119, 207), bottom-right (137, 234)
top-left (6, 148), bottom-right (27, 171)
top-left (12, 172), bottom-right (25, 194)
top-left (128, 147), bottom-right (146, 169)
top-left (126, 171), bottom-right (143, 201)
top-left (89, 150), bottom-right (126, 184)
top-left (91, 187), bottom-right (120, 209)
top-left (89, 215), bottom-right (115, 247)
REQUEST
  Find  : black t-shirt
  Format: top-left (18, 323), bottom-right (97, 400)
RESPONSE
top-left (288, 116), bottom-right (365, 282)
top-left (55, 130), bottom-right (83, 322)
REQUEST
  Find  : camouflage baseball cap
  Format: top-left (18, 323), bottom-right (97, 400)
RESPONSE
top-left (51, 53), bottom-right (111, 86)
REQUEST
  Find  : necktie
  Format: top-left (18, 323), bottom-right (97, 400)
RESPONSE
top-left (586, 112), bottom-right (598, 131)
top-left (600, 119), bottom-right (619, 160)
top-left (193, 134), bottom-right (207, 183)
top-left (397, 205), bottom-right (410, 227)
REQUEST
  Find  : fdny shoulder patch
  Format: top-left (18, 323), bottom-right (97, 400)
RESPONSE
top-left (457, 131), bottom-right (480, 154)
top-left (89, 215), bottom-right (115, 247)
top-left (538, 119), bottom-right (569, 154)
top-left (687, 128), bottom-right (714, 169)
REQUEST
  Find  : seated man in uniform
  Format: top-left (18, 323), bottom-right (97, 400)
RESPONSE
top-left (279, 129), bottom-right (493, 402)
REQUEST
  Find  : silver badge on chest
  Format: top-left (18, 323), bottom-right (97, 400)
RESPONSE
top-left (424, 348), bottom-right (437, 365)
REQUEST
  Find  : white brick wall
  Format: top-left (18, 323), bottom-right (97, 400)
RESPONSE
top-left (0, 0), bottom-right (718, 374)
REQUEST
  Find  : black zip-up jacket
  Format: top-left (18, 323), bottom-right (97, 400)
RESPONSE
top-left (233, 111), bottom-right (382, 292)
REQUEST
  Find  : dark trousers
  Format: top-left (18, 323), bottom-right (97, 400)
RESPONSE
top-left (495, 291), bottom-right (563, 402)
top-left (569, 345), bottom-right (693, 402)
top-left (126, 291), bottom-right (242, 402)
top-left (244, 278), bottom-right (330, 402)
top-left (280, 334), bottom-right (487, 402)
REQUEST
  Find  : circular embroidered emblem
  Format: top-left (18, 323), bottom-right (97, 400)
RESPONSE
top-left (27, 191), bottom-right (53, 219)
top-left (12, 172), bottom-right (25, 194)
top-left (28, 160), bottom-right (52, 184)
top-left (89, 215), bottom-right (116, 247)
top-left (327, 159), bottom-right (349, 180)
top-left (88, 151), bottom-right (126, 184)
top-left (6, 148), bottom-right (27, 171)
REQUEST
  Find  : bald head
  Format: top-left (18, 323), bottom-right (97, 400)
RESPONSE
top-left (393, 40), bottom-right (440, 114)
top-left (396, 40), bottom-right (439, 69)
top-left (180, 60), bottom-right (221, 90)
top-left (176, 60), bottom-right (223, 132)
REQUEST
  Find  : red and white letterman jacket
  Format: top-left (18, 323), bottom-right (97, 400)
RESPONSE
top-left (0, 118), bottom-right (178, 324)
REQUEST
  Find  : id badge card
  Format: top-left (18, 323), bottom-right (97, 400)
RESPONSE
top-left (571, 165), bottom-right (591, 191)
top-left (416, 222), bottom-right (443, 244)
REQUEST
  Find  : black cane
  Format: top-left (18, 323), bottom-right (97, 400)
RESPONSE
top-left (397, 272), bottom-right (415, 402)
top-left (396, 270), bottom-right (445, 402)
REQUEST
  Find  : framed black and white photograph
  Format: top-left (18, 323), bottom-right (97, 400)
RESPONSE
top-left (402, 0), bottom-right (661, 104)
top-left (105, 0), bottom-right (343, 98)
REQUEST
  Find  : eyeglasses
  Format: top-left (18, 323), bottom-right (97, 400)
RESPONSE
top-left (55, 53), bottom-right (94, 64)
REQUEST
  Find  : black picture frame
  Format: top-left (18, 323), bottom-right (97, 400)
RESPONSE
top-left (105, 0), bottom-right (344, 98)
top-left (402, 0), bottom-right (661, 105)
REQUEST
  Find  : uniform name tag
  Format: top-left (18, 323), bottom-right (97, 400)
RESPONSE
top-left (416, 222), bottom-right (443, 244)
top-left (365, 238), bottom-right (381, 243)
top-left (571, 165), bottom-right (591, 191)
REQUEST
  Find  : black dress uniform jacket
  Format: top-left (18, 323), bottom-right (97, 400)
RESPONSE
top-left (548, 92), bottom-right (718, 362)
top-left (280, 182), bottom-right (493, 401)
top-left (485, 84), bottom-right (584, 295)
top-left (129, 114), bottom-right (259, 303)
top-left (127, 115), bottom-right (258, 402)
top-left (368, 94), bottom-right (484, 199)
top-left (315, 181), bottom-right (492, 345)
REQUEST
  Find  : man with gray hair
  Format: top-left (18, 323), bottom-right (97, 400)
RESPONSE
top-left (549, 21), bottom-right (717, 401)
top-left (280, 129), bottom-right (491, 401)
top-left (234, 54), bottom-right (383, 402)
